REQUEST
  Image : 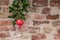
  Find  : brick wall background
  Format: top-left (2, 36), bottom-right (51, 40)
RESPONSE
top-left (0, 0), bottom-right (60, 40)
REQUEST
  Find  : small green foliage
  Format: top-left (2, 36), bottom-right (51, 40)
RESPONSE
top-left (8, 0), bottom-right (29, 27)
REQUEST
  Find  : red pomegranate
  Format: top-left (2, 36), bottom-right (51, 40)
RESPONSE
top-left (16, 19), bottom-right (24, 28)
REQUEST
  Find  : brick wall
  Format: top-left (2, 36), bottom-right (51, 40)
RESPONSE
top-left (0, 0), bottom-right (60, 40)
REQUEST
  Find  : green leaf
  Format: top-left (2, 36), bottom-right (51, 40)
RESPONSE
top-left (8, 16), bottom-right (12, 18)
top-left (12, 12), bottom-right (17, 18)
top-left (12, 20), bottom-right (16, 27)
top-left (21, 16), bottom-right (26, 20)
top-left (9, 7), bottom-right (15, 13)
top-left (12, 4), bottom-right (20, 8)
top-left (23, 8), bottom-right (28, 12)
